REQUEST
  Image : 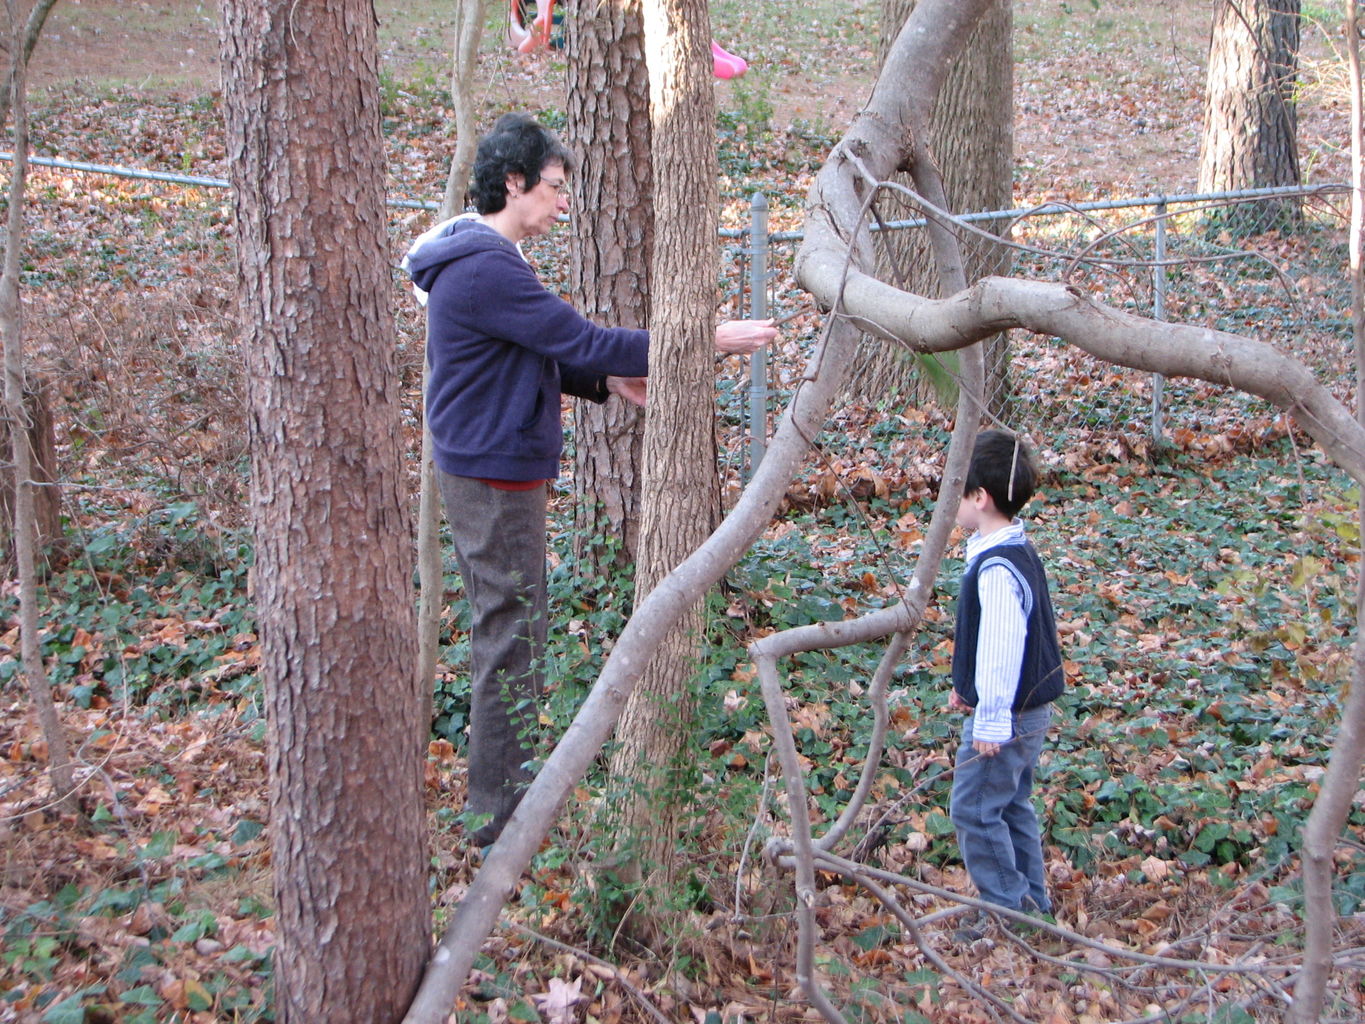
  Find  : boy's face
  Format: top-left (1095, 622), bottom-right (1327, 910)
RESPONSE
top-left (958, 486), bottom-right (1015, 537)
top-left (956, 487), bottom-right (990, 532)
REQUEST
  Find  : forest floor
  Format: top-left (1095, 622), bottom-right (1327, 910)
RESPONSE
top-left (4, 1), bottom-right (1365, 1023)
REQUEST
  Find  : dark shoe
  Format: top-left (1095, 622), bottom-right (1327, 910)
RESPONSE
top-left (469, 824), bottom-right (501, 849)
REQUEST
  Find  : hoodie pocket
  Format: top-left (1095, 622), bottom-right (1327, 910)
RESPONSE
top-left (517, 360), bottom-right (550, 432)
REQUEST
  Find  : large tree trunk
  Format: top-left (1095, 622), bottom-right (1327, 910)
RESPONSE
top-left (1198, 0), bottom-right (1301, 234)
top-left (565, 0), bottom-right (652, 579)
top-left (606, 0), bottom-right (719, 919)
top-left (842, 0), bottom-right (1013, 413)
top-left (219, 3), bottom-right (430, 1022)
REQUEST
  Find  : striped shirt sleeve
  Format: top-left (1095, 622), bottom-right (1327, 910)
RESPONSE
top-left (972, 560), bottom-right (1029, 743)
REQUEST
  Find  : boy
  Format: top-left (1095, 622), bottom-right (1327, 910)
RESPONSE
top-left (948, 430), bottom-right (1064, 932)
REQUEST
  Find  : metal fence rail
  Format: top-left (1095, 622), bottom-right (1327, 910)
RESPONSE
top-left (0, 151), bottom-right (437, 210)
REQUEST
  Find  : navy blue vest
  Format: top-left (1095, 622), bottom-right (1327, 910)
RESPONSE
top-left (951, 541), bottom-right (1064, 712)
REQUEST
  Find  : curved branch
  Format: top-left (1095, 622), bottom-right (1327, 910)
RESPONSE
top-left (805, 271), bottom-right (1365, 486)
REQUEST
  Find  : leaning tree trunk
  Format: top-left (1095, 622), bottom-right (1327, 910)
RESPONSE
top-left (842, 0), bottom-right (1013, 414)
top-left (566, 0), bottom-right (652, 580)
top-left (220, 3), bottom-right (430, 1022)
top-left (605, 0), bottom-right (719, 925)
top-left (401, 0), bottom-right (1365, 1014)
top-left (1198, 0), bottom-right (1301, 234)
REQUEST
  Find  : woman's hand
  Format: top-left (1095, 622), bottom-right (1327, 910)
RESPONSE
top-left (714, 318), bottom-right (778, 355)
top-left (606, 375), bottom-right (648, 406)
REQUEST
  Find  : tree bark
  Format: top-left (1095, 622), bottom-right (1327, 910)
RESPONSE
top-left (219, 3), bottom-right (430, 1021)
top-left (842, 0), bottom-right (1013, 413)
top-left (2, 0), bottom-right (76, 811)
top-left (565, 0), bottom-right (652, 578)
top-left (604, 0), bottom-right (719, 911)
top-left (1198, 0), bottom-right (1302, 233)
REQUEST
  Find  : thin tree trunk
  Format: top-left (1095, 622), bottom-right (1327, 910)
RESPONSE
top-left (440, 0), bottom-right (488, 217)
top-left (220, 2), bottom-right (430, 1021)
top-left (566, 0), bottom-right (652, 579)
top-left (1, 0), bottom-right (76, 811)
top-left (0, 0), bottom-right (57, 127)
top-left (417, 0), bottom-right (489, 726)
top-left (605, 0), bottom-right (718, 919)
top-left (1198, 0), bottom-right (1302, 233)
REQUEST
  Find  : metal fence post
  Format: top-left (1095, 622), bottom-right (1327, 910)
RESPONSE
top-left (747, 192), bottom-right (769, 478)
top-left (1152, 199), bottom-right (1168, 446)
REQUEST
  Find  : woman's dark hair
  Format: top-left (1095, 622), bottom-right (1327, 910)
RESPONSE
top-left (964, 429), bottom-right (1038, 519)
top-left (469, 113), bottom-right (574, 214)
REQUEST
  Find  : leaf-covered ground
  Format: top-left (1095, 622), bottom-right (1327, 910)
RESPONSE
top-left (4, 1), bottom-right (1365, 1022)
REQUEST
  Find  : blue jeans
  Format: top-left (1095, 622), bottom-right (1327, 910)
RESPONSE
top-left (950, 703), bottom-right (1053, 912)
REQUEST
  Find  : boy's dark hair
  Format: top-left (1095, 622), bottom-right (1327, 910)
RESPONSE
top-left (470, 113), bottom-right (575, 215)
top-left (964, 429), bottom-right (1037, 519)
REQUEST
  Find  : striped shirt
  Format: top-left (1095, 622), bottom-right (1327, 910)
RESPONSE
top-left (963, 520), bottom-right (1029, 744)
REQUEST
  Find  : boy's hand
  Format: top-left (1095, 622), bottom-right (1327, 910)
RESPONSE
top-left (973, 739), bottom-right (1002, 758)
top-left (948, 690), bottom-right (971, 712)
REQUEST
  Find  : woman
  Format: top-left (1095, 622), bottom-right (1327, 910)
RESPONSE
top-left (406, 113), bottom-right (775, 847)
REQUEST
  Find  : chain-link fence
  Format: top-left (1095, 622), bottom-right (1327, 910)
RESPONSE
top-left (724, 183), bottom-right (1353, 476)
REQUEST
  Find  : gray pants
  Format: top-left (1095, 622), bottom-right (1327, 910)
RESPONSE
top-left (437, 471), bottom-right (548, 847)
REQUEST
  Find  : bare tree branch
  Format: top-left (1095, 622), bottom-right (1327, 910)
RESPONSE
top-left (400, 320), bottom-right (866, 1024)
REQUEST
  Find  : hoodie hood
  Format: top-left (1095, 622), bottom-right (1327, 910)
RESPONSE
top-left (402, 215), bottom-right (525, 304)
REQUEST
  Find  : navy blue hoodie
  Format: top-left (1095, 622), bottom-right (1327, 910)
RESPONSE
top-left (407, 219), bottom-right (649, 481)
